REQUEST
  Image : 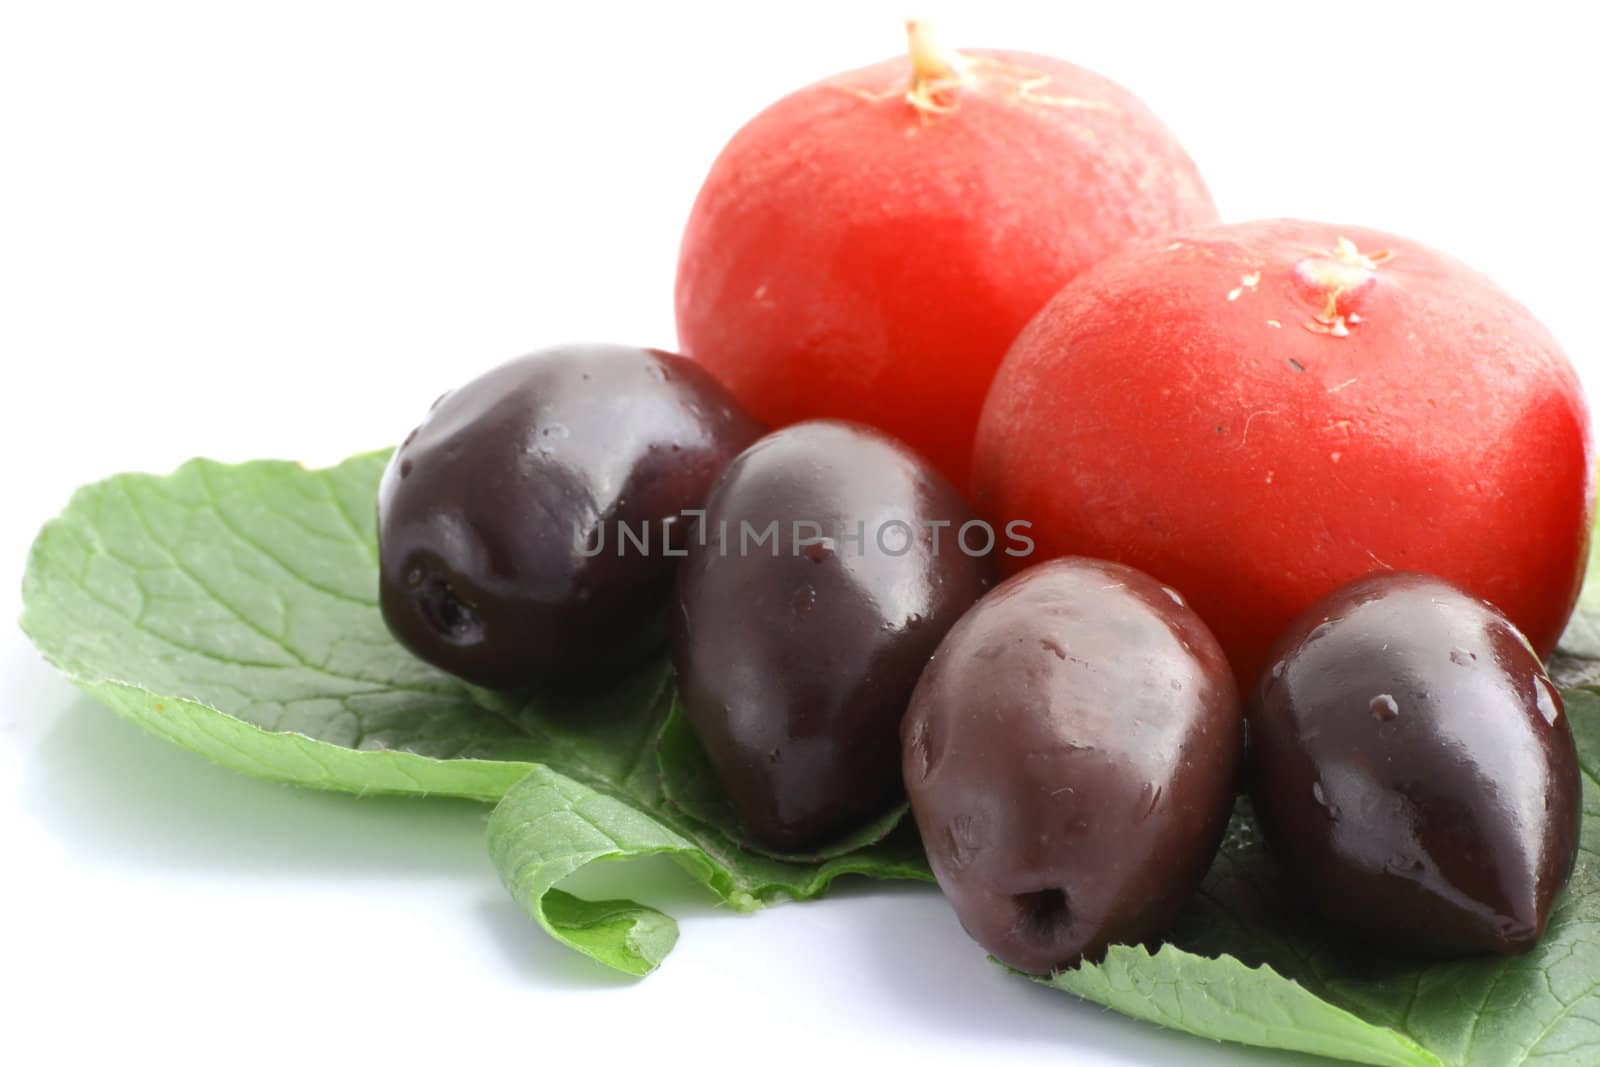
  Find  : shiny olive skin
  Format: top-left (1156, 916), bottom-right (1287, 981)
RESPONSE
top-left (902, 558), bottom-right (1242, 975)
top-left (378, 344), bottom-right (762, 688)
top-left (672, 420), bottom-right (996, 852)
top-left (1249, 572), bottom-right (1581, 957)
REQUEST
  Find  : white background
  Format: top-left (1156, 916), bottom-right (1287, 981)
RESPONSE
top-left (2, 2), bottom-right (1596, 1064)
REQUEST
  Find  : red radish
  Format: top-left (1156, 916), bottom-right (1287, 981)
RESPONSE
top-left (675, 21), bottom-right (1217, 484)
top-left (972, 218), bottom-right (1594, 686)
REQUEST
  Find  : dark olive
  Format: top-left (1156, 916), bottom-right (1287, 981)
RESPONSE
top-left (1248, 572), bottom-right (1581, 957)
top-left (378, 344), bottom-right (762, 688)
top-left (902, 558), bottom-right (1242, 975)
top-left (672, 420), bottom-right (996, 852)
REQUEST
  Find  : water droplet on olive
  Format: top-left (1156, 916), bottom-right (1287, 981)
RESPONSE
top-left (1369, 693), bottom-right (1399, 721)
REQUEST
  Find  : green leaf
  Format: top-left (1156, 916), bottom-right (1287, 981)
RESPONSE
top-left (1042, 945), bottom-right (1437, 1067)
top-left (483, 677), bottom-right (930, 974)
top-left (20, 453), bottom-right (930, 976)
top-left (21, 452), bottom-right (555, 799)
top-left (485, 758), bottom-right (698, 977)
top-left (485, 729), bottom-right (930, 974)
